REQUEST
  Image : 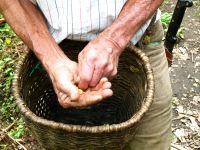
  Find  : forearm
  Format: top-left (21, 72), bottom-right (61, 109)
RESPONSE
top-left (0, 0), bottom-right (70, 71)
top-left (102, 0), bottom-right (163, 51)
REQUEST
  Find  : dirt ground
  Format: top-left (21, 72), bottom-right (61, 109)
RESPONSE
top-left (162, 0), bottom-right (200, 149)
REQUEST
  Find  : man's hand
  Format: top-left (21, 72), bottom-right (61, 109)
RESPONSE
top-left (77, 0), bottom-right (164, 91)
top-left (78, 36), bottom-right (122, 89)
top-left (58, 77), bottom-right (113, 108)
top-left (48, 57), bottom-right (113, 108)
top-left (48, 59), bottom-right (80, 103)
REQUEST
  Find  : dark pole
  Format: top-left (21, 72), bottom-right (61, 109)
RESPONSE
top-left (164, 0), bottom-right (193, 66)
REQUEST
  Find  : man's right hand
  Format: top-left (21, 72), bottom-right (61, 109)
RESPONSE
top-left (47, 58), bottom-right (80, 105)
top-left (47, 58), bottom-right (113, 108)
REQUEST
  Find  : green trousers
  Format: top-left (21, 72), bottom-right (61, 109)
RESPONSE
top-left (125, 21), bottom-right (173, 150)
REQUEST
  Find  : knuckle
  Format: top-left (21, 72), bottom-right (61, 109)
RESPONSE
top-left (99, 59), bottom-right (107, 68)
top-left (107, 64), bottom-right (114, 72)
top-left (80, 74), bottom-right (90, 82)
top-left (89, 80), bottom-right (98, 87)
top-left (79, 71), bottom-right (91, 81)
top-left (59, 100), bottom-right (70, 108)
top-left (88, 56), bottom-right (96, 63)
top-left (87, 50), bottom-right (97, 62)
top-left (112, 69), bottom-right (117, 76)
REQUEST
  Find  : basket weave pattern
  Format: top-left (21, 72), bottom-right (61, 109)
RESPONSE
top-left (13, 40), bottom-right (154, 149)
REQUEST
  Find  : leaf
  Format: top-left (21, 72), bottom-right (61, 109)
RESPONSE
top-left (3, 57), bottom-right (12, 63)
top-left (0, 23), bottom-right (11, 32)
top-left (129, 65), bottom-right (140, 73)
top-left (5, 37), bottom-right (11, 45)
top-left (0, 143), bottom-right (7, 148)
top-left (193, 83), bottom-right (199, 87)
top-left (188, 116), bottom-right (199, 131)
top-left (177, 27), bottom-right (185, 40)
top-left (161, 12), bottom-right (172, 29)
top-left (172, 97), bottom-right (180, 106)
top-left (174, 128), bottom-right (187, 142)
top-left (194, 78), bottom-right (200, 84)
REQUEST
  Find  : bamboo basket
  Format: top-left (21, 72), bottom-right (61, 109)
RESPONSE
top-left (12, 40), bottom-right (154, 150)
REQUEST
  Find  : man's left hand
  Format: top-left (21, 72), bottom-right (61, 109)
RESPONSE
top-left (78, 36), bottom-right (122, 89)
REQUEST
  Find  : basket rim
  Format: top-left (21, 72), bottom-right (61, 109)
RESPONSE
top-left (12, 43), bottom-right (154, 133)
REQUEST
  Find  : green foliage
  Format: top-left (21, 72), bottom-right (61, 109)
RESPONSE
top-left (161, 12), bottom-right (185, 40)
top-left (0, 53), bottom-right (18, 121)
top-left (0, 25), bottom-right (16, 50)
top-left (0, 15), bottom-right (16, 51)
top-left (8, 119), bottom-right (25, 139)
top-left (176, 26), bottom-right (185, 40)
top-left (0, 14), bottom-right (25, 142)
top-left (0, 13), bottom-right (20, 122)
top-left (0, 143), bottom-right (7, 149)
top-left (161, 12), bottom-right (173, 32)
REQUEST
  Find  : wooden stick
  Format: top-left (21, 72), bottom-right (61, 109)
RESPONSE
top-left (4, 133), bottom-right (27, 150)
top-left (3, 119), bottom-right (17, 132)
top-left (0, 119), bottom-right (17, 141)
top-left (0, 119), bottom-right (27, 150)
top-left (172, 112), bottom-right (198, 121)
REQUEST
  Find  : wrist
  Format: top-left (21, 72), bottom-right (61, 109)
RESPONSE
top-left (31, 33), bottom-right (71, 73)
top-left (101, 23), bottom-right (133, 52)
top-left (97, 33), bottom-right (125, 56)
top-left (43, 52), bottom-right (71, 74)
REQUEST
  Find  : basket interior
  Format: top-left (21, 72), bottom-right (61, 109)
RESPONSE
top-left (19, 40), bottom-right (147, 126)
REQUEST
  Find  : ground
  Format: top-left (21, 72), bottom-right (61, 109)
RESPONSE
top-left (0, 0), bottom-right (200, 149)
top-left (161, 0), bottom-right (200, 149)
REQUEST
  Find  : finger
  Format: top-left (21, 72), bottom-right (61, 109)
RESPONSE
top-left (92, 77), bottom-right (108, 90)
top-left (83, 94), bottom-right (103, 106)
top-left (108, 68), bottom-right (117, 80)
top-left (102, 81), bottom-right (112, 89)
top-left (58, 96), bottom-right (72, 108)
top-left (78, 62), bottom-right (94, 90)
top-left (58, 81), bottom-right (80, 101)
top-left (101, 89), bottom-right (113, 98)
top-left (58, 91), bottom-right (64, 96)
top-left (89, 67), bottom-right (104, 87)
top-left (89, 94), bottom-right (103, 103)
top-left (74, 76), bottom-right (80, 84)
top-left (103, 63), bottom-right (114, 77)
top-left (54, 86), bottom-right (59, 96)
top-left (59, 92), bottom-right (68, 100)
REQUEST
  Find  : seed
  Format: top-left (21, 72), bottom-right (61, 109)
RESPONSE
top-left (78, 89), bottom-right (83, 94)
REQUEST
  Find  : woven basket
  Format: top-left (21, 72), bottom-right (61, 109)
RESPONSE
top-left (13, 40), bottom-right (154, 150)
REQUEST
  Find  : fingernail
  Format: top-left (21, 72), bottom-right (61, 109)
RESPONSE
top-left (103, 82), bottom-right (112, 89)
top-left (101, 77), bottom-right (108, 82)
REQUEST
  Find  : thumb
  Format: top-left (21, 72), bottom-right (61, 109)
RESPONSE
top-left (58, 80), bottom-right (80, 101)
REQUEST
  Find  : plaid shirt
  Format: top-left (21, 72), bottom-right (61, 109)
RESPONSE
top-left (30, 0), bottom-right (160, 44)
